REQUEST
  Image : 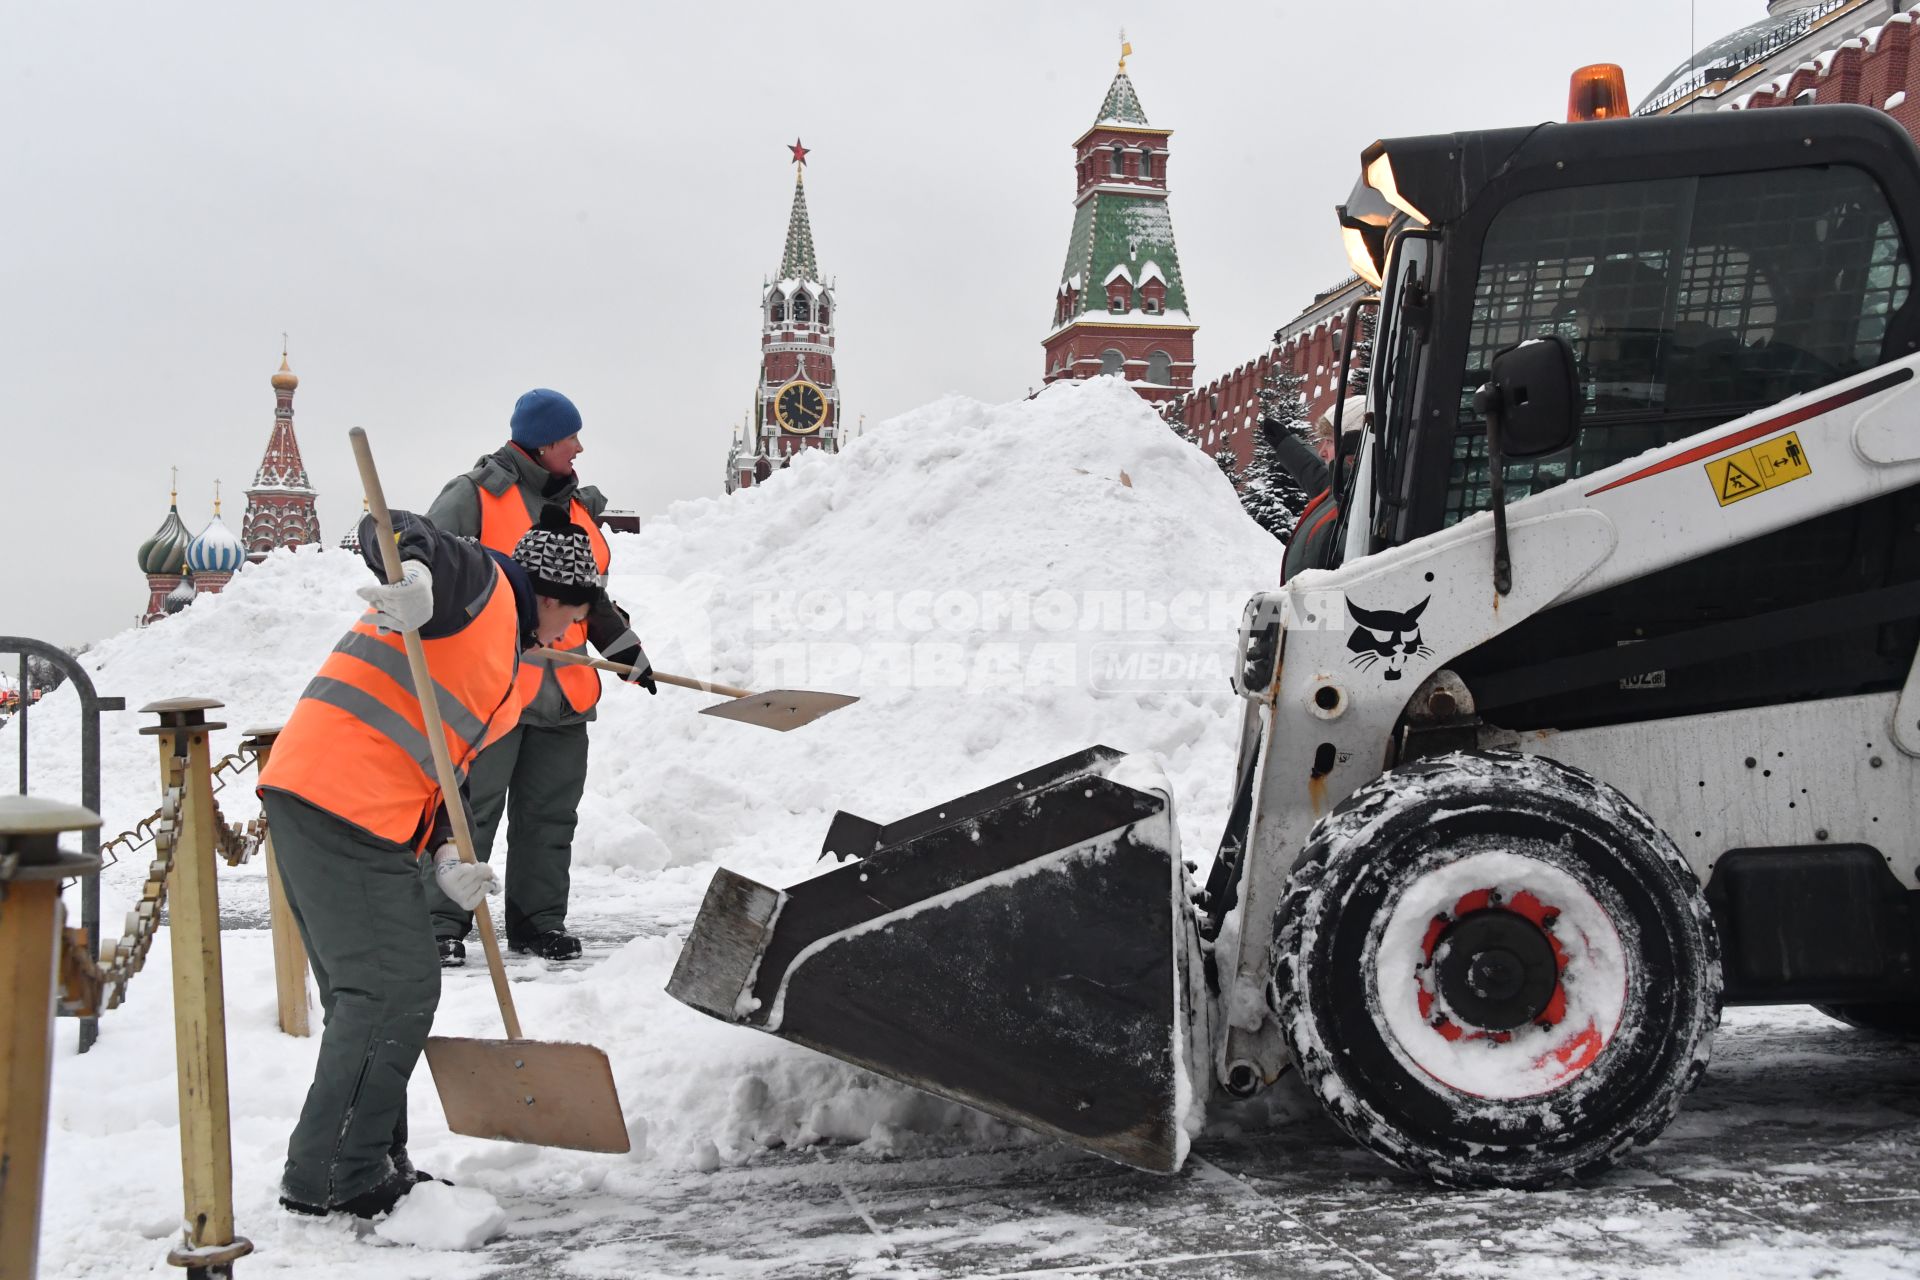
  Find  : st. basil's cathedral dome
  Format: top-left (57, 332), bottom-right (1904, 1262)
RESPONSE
top-left (137, 492), bottom-right (192, 576)
top-left (187, 490), bottom-right (247, 575)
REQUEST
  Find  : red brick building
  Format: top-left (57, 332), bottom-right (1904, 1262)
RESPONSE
top-left (1639, 0), bottom-right (1915, 120)
top-left (1171, 277), bottom-right (1372, 474)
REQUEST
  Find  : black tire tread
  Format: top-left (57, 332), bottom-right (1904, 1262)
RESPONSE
top-left (1271, 750), bottom-right (1723, 1189)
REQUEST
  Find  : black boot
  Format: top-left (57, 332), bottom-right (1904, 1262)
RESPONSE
top-left (388, 1111), bottom-right (451, 1187)
top-left (333, 1166), bottom-right (417, 1219)
top-left (278, 1165), bottom-right (415, 1220)
top-left (509, 928), bottom-right (582, 961)
top-left (437, 937), bottom-right (466, 968)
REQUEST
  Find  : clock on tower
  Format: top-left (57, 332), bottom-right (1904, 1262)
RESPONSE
top-left (775, 380), bottom-right (826, 434)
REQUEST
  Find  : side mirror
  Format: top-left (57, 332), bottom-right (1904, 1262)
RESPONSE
top-left (1472, 336), bottom-right (1578, 458)
top-left (1471, 336), bottom-right (1577, 598)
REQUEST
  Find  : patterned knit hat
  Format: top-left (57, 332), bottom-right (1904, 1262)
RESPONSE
top-left (511, 506), bottom-right (603, 606)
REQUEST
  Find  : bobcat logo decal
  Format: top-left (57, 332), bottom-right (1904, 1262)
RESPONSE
top-left (1346, 596), bottom-right (1433, 681)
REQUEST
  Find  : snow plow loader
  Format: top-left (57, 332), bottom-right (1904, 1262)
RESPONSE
top-left (670, 100), bottom-right (1920, 1187)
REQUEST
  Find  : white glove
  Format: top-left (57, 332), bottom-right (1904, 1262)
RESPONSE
top-left (432, 843), bottom-right (499, 911)
top-left (356, 560), bottom-right (434, 634)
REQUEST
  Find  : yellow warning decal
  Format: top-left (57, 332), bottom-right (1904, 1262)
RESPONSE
top-left (1705, 431), bottom-right (1812, 507)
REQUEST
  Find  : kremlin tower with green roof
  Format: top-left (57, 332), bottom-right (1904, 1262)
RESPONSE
top-left (1042, 41), bottom-right (1196, 405)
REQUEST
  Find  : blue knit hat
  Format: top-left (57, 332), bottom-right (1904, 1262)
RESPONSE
top-left (510, 389), bottom-right (583, 449)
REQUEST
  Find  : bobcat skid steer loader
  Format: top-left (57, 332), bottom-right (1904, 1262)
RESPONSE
top-left (669, 102), bottom-right (1920, 1188)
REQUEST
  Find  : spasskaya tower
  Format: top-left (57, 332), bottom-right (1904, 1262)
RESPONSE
top-left (728, 139), bottom-right (842, 492)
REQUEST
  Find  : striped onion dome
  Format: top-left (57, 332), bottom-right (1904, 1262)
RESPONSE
top-left (187, 509), bottom-right (247, 574)
top-left (137, 498), bottom-right (193, 575)
top-left (337, 500), bottom-right (367, 553)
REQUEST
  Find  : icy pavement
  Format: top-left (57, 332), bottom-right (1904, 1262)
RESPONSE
top-left (436, 1004), bottom-right (1914, 1280)
top-left (39, 842), bottom-right (1920, 1280)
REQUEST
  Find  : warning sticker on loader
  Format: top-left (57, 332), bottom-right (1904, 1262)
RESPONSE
top-left (1705, 432), bottom-right (1811, 506)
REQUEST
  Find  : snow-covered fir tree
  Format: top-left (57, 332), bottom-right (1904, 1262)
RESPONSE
top-left (1346, 305), bottom-right (1378, 398)
top-left (1214, 439), bottom-right (1240, 481)
top-left (1160, 392), bottom-right (1197, 445)
top-left (1236, 364), bottom-right (1313, 540)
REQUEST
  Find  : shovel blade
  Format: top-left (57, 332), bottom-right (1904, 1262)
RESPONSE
top-left (699, 689), bottom-right (859, 731)
top-left (424, 1036), bottom-right (630, 1153)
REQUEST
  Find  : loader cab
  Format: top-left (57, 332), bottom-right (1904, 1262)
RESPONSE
top-left (1343, 106), bottom-right (1920, 555)
top-left (1328, 106), bottom-right (1920, 730)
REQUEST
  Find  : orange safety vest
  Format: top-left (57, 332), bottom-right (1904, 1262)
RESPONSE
top-left (474, 485), bottom-right (611, 714)
top-left (259, 564), bottom-right (527, 850)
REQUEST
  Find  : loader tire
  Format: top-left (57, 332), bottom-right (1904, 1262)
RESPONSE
top-left (1813, 1001), bottom-right (1920, 1037)
top-left (1271, 751), bottom-right (1722, 1189)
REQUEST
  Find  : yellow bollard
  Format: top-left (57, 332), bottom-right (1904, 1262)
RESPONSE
top-left (0, 795), bottom-right (101, 1280)
top-left (139, 699), bottom-right (252, 1279)
top-left (241, 727), bottom-right (309, 1039)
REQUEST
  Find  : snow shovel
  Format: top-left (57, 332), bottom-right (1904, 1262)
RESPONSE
top-left (349, 427), bottom-right (629, 1155)
top-left (527, 647), bottom-right (857, 731)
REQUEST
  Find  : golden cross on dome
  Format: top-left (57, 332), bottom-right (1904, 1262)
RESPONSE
top-left (214, 478), bottom-right (222, 515)
top-left (170, 464), bottom-right (178, 503)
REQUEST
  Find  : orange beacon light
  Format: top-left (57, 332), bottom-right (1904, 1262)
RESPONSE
top-left (1568, 63), bottom-right (1631, 121)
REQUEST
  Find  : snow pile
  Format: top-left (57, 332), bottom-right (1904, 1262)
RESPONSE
top-left (375, 1182), bottom-right (508, 1249)
top-left (16, 377), bottom-right (1282, 1274)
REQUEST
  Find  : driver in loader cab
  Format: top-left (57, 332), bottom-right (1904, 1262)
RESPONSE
top-left (256, 506), bottom-right (605, 1220)
top-left (1279, 394), bottom-right (1366, 582)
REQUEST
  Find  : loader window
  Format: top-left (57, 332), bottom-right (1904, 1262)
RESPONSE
top-left (1443, 165), bottom-right (1911, 524)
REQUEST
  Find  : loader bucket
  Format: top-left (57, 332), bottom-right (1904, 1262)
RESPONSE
top-left (667, 746), bottom-right (1205, 1174)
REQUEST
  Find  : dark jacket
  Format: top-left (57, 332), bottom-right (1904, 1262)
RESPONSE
top-left (426, 443), bottom-right (638, 725)
top-left (1261, 418), bottom-right (1331, 499)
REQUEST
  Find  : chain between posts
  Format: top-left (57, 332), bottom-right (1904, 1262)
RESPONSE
top-left (61, 748), bottom-right (269, 1015)
top-left (97, 750), bottom-right (264, 872)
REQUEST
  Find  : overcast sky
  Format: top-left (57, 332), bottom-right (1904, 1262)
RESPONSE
top-left (2, 0), bottom-right (1759, 647)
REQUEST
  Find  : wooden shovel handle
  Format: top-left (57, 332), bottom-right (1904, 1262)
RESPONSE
top-left (349, 427), bottom-right (522, 1040)
top-left (527, 647), bottom-right (754, 699)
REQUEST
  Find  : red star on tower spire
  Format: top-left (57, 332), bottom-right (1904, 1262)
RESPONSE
top-left (789, 138), bottom-right (809, 168)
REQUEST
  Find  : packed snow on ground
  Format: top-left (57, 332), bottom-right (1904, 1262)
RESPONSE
top-left (13, 378), bottom-right (1288, 1275)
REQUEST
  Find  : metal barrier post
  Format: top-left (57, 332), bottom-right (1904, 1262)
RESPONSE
top-left (2, 634), bottom-right (125, 1054)
top-left (139, 699), bottom-right (251, 1279)
top-left (0, 795), bottom-right (101, 1280)
top-left (239, 726), bottom-right (307, 1038)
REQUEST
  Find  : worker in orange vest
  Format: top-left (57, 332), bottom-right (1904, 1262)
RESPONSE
top-left (424, 388), bottom-right (652, 965)
top-left (257, 507), bottom-right (605, 1219)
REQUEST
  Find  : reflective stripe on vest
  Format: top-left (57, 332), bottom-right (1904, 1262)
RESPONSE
top-left (474, 483), bottom-right (611, 714)
top-left (257, 565), bottom-right (526, 849)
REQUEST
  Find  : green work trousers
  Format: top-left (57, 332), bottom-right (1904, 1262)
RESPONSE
top-left (425, 719), bottom-right (589, 944)
top-left (261, 789), bottom-right (439, 1207)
